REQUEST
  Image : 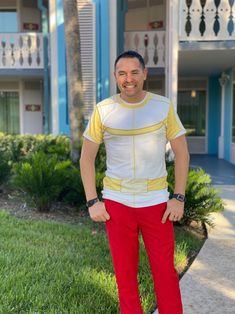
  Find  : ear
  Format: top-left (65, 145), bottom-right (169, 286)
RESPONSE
top-left (113, 71), bottom-right (117, 81)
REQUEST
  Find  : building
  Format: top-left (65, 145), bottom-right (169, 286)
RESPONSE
top-left (0, 0), bottom-right (49, 135)
top-left (0, 0), bottom-right (235, 165)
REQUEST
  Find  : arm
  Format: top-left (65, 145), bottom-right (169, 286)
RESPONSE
top-left (162, 135), bottom-right (189, 223)
top-left (80, 138), bottom-right (110, 222)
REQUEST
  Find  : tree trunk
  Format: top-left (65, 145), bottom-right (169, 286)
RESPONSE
top-left (63, 0), bottom-right (84, 163)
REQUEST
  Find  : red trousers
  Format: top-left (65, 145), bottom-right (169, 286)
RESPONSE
top-left (105, 199), bottom-right (183, 314)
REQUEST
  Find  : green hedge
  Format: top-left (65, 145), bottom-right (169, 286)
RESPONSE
top-left (0, 133), bottom-right (71, 163)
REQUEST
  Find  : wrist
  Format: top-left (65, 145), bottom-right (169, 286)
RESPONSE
top-left (86, 197), bottom-right (99, 208)
top-left (172, 193), bottom-right (186, 202)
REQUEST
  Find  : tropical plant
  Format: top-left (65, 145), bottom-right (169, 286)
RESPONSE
top-left (58, 165), bottom-right (85, 205)
top-left (12, 152), bottom-right (71, 212)
top-left (167, 165), bottom-right (224, 226)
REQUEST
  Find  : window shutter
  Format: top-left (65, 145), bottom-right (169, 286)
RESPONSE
top-left (77, 0), bottom-right (96, 120)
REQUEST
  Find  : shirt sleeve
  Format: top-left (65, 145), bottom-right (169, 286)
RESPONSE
top-left (166, 103), bottom-right (186, 140)
top-left (83, 106), bottom-right (104, 144)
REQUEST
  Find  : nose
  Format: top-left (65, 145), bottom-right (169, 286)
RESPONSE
top-left (125, 73), bottom-right (133, 82)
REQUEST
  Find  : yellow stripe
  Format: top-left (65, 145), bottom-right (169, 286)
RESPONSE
top-left (103, 177), bottom-right (121, 191)
top-left (115, 92), bottom-right (152, 109)
top-left (166, 103), bottom-right (183, 140)
top-left (105, 120), bottom-right (166, 136)
top-left (147, 177), bottom-right (168, 191)
top-left (87, 107), bottom-right (104, 143)
top-left (103, 176), bottom-right (168, 193)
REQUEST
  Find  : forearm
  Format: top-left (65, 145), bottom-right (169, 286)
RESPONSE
top-left (174, 151), bottom-right (189, 194)
top-left (80, 158), bottom-right (98, 201)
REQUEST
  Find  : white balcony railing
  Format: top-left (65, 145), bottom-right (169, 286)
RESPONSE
top-left (124, 31), bottom-right (165, 68)
top-left (179, 0), bottom-right (235, 41)
top-left (0, 33), bottom-right (44, 69)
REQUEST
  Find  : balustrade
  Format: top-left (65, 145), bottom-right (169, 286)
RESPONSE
top-left (180, 0), bottom-right (235, 40)
top-left (0, 33), bottom-right (44, 69)
top-left (124, 31), bottom-right (165, 68)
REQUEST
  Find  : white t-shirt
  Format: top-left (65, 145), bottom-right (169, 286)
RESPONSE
top-left (83, 92), bottom-right (186, 207)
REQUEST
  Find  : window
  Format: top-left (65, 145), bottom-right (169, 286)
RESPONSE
top-left (233, 84), bottom-right (235, 142)
top-left (0, 91), bottom-right (19, 134)
top-left (177, 90), bottom-right (206, 136)
top-left (0, 10), bottom-right (17, 32)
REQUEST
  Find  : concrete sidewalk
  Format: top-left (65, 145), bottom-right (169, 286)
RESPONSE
top-left (181, 156), bottom-right (235, 314)
top-left (154, 155), bottom-right (235, 314)
top-left (180, 184), bottom-right (235, 314)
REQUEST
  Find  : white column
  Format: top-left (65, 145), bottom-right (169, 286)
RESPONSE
top-left (17, 0), bottom-right (22, 31)
top-left (165, 0), bottom-right (179, 108)
top-left (218, 72), bottom-right (230, 159)
top-left (109, 0), bottom-right (117, 96)
top-left (49, 0), bottom-right (59, 134)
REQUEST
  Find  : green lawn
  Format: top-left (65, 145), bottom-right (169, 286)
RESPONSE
top-left (0, 210), bottom-right (203, 314)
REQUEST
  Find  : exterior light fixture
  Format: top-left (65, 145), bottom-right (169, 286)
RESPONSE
top-left (191, 90), bottom-right (196, 98)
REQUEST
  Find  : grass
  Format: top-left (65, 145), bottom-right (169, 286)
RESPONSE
top-left (0, 210), bottom-right (204, 314)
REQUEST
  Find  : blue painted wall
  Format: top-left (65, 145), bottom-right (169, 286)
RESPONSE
top-left (208, 76), bottom-right (221, 155)
top-left (224, 68), bottom-right (233, 161)
top-left (92, 0), bottom-right (110, 102)
top-left (57, 0), bottom-right (69, 134)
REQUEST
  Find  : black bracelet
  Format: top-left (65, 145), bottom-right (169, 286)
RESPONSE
top-left (86, 197), bottom-right (99, 208)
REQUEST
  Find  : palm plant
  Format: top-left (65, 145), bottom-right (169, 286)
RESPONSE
top-left (13, 152), bottom-right (71, 212)
top-left (167, 165), bottom-right (224, 227)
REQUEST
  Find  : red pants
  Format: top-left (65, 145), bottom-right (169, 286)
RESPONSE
top-left (105, 199), bottom-right (183, 314)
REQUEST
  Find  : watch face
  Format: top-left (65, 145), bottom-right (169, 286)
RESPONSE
top-left (173, 194), bottom-right (185, 202)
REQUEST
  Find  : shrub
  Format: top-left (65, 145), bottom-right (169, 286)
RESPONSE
top-left (12, 152), bottom-right (72, 212)
top-left (167, 165), bottom-right (224, 226)
top-left (58, 165), bottom-right (86, 205)
top-left (0, 151), bottom-right (11, 186)
top-left (0, 133), bottom-right (71, 164)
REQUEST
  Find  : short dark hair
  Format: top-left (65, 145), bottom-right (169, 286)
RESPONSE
top-left (114, 50), bottom-right (145, 70)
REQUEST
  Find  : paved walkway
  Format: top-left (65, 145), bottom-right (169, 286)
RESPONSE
top-left (154, 155), bottom-right (235, 314)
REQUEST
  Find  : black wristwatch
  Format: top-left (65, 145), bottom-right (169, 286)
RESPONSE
top-left (86, 197), bottom-right (99, 208)
top-left (172, 193), bottom-right (186, 202)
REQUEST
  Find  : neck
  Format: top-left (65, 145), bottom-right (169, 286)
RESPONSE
top-left (120, 91), bottom-right (147, 104)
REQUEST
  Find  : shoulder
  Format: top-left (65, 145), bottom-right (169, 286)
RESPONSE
top-left (96, 96), bottom-right (116, 109)
top-left (149, 92), bottom-right (171, 107)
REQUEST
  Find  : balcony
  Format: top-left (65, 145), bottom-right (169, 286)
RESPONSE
top-left (124, 31), bottom-right (165, 68)
top-left (179, 0), bottom-right (235, 41)
top-left (0, 33), bottom-right (44, 69)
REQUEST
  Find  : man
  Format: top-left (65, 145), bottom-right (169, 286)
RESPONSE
top-left (80, 51), bottom-right (189, 314)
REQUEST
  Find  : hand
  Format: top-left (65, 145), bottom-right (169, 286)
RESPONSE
top-left (161, 198), bottom-right (184, 224)
top-left (88, 201), bottom-right (110, 222)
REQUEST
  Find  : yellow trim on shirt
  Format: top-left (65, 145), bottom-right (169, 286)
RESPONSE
top-left (86, 107), bottom-right (103, 143)
top-left (166, 103), bottom-right (183, 140)
top-left (105, 120), bottom-right (166, 136)
top-left (103, 177), bottom-right (121, 191)
top-left (103, 176), bottom-right (168, 193)
top-left (115, 92), bottom-right (152, 109)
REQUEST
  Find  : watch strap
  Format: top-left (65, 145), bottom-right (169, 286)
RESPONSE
top-left (86, 197), bottom-right (99, 208)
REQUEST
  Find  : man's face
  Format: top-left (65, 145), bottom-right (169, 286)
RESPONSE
top-left (114, 57), bottom-right (148, 103)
